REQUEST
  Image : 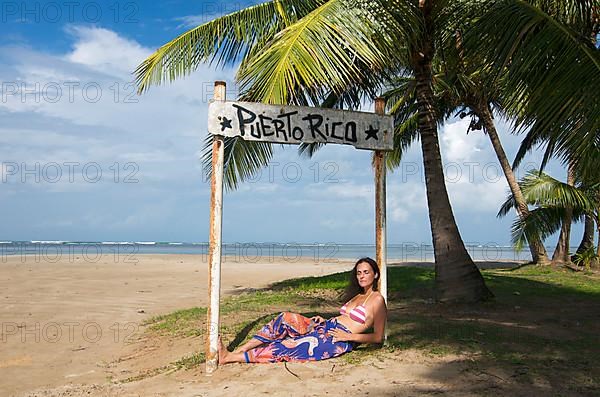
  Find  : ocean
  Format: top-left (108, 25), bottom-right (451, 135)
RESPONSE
top-left (0, 241), bottom-right (535, 263)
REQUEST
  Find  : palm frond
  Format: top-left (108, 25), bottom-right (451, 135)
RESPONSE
top-left (237, 0), bottom-right (383, 104)
top-left (297, 142), bottom-right (325, 158)
top-left (134, 0), bottom-right (325, 93)
top-left (383, 112), bottom-right (420, 170)
top-left (201, 135), bottom-right (274, 191)
top-left (571, 143), bottom-right (600, 185)
top-left (510, 204), bottom-right (588, 251)
top-left (511, 127), bottom-right (547, 170)
top-left (520, 170), bottom-right (596, 211)
top-left (510, 206), bottom-right (565, 251)
top-left (497, 193), bottom-right (518, 218)
top-left (467, 0), bottom-right (600, 163)
top-left (526, 0), bottom-right (598, 35)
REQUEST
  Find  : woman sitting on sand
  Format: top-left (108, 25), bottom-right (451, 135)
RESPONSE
top-left (218, 257), bottom-right (387, 363)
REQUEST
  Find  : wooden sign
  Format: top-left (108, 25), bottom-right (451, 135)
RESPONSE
top-left (208, 101), bottom-right (394, 151)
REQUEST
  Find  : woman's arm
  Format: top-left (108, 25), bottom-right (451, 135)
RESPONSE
top-left (346, 331), bottom-right (381, 344)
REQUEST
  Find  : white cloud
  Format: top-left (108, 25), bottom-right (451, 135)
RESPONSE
top-left (319, 217), bottom-right (371, 230)
top-left (65, 26), bottom-right (151, 77)
top-left (318, 182), bottom-right (372, 201)
top-left (446, 177), bottom-right (509, 212)
top-left (387, 181), bottom-right (427, 223)
top-left (440, 118), bottom-right (486, 163)
top-left (1, 26), bottom-right (236, 136)
top-left (0, 26), bottom-right (236, 240)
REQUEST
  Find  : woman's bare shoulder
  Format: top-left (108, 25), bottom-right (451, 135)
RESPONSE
top-left (376, 292), bottom-right (389, 309)
top-left (370, 291), bottom-right (386, 305)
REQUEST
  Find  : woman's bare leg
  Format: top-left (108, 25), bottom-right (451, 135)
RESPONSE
top-left (233, 338), bottom-right (264, 353)
top-left (218, 336), bottom-right (246, 364)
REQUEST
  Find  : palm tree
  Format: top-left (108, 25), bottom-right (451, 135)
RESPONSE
top-left (377, 64), bottom-right (553, 266)
top-left (473, 106), bottom-right (551, 264)
top-left (575, 215), bottom-right (596, 259)
top-left (498, 169), bottom-right (599, 268)
top-left (407, 1), bottom-right (493, 302)
top-left (135, 0), bottom-right (495, 302)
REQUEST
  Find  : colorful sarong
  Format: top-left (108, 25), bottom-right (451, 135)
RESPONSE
top-left (244, 312), bottom-right (354, 363)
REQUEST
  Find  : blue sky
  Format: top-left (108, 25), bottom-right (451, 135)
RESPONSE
top-left (0, 1), bottom-right (581, 249)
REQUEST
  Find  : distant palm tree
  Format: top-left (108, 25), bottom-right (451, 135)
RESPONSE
top-left (498, 170), bottom-right (599, 268)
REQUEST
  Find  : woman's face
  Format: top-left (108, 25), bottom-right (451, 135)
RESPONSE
top-left (356, 261), bottom-right (377, 289)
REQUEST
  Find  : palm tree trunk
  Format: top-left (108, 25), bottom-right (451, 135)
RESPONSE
top-left (475, 103), bottom-right (550, 265)
top-left (597, 225), bottom-right (600, 257)
top-left (414, 0), bottom-right (492, 303)
top-left (574, 215), bottom-right (596, 258)
top-left (596, 194), bottom-right (600, 262)
top-left (596, 213), bottom-right (600, 268)
top-left (552, 163), bottom-right (575, 264)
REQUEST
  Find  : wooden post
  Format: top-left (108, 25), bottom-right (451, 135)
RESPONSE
top-left (206, 81), bottom-right (226, 374)
top-left (374, 97), bottom-right (388, 343)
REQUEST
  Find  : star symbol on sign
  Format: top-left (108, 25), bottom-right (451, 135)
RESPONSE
top-left (365, 125), bottom-right (379, 141)
top-left (219, 116), bottom-right (232, 131)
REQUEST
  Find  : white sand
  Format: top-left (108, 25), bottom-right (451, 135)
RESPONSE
top-left (0, 254), bottom-right (353, 396)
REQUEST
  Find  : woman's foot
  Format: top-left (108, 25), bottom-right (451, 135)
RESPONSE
top-left (218, 336), bottom-right (246, 364)
top-left (217, 336), bottom-right (229, 363)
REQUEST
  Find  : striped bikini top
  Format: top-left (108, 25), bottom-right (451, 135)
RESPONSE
top-left (340, 291), bottom-right (374, 324)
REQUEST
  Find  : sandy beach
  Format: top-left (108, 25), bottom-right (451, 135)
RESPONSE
top-left (0, 254), bottom-right (536, 397)
top-left (1, 254), bottom-right (356, 396)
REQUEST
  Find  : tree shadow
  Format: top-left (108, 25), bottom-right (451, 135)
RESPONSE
top-left (224, 264), bottom-right (599, 394)
top-left (226, 312), bottom-right (275, 351)
top-left (377, 268), bottom-right (600, 396)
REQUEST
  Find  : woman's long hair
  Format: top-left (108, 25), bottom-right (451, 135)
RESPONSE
top-left (341, 257), bottom-right (380, 303)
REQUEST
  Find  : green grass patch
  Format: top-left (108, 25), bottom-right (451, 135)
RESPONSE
top-left (141, 264), bottom-right (600, 390)
top-left (482, 265), bottom-right (600, 302)
top-left (143, 307), bottom-right (207, 336)
top-left (173, 352), bottom-right (205, 370)
top-left (387, 313), bottom-right (594, 361)
top-left (143, 290), bottom-right (308, 337)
